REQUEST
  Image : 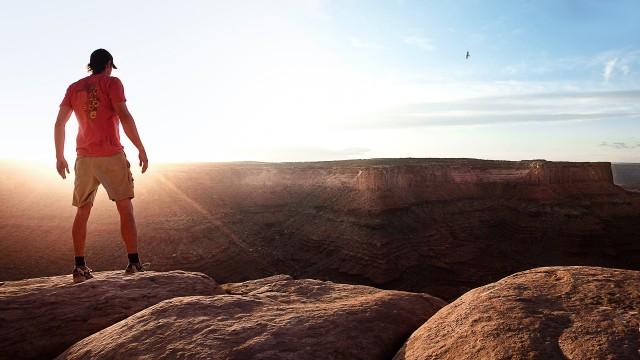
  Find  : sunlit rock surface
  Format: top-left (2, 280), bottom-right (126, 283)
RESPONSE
top-left (394, 266), bottom-right (640, 360)
top-left (0, 271), bottom-right (223, 360)
top-left (56, 275), bottom-right (446, 360)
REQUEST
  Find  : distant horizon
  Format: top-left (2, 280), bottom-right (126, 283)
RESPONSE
top-left (2, 155), bottom-right (638, 167)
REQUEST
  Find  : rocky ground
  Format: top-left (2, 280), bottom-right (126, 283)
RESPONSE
top-left (1, 271), bottom-right (445, 360)
top-left (1, 267), bottom-right (637, 359)
top-left (394, 266), bottom-right (640, 359)
top-left (1, 159), bottom-right (638, 358)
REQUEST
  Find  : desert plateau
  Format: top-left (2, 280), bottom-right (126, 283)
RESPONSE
top-left (1, 158), bottom-right (639, 359)
top-left (5, 0), bottom-right (639, 357)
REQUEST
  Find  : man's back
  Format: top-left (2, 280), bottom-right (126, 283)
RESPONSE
top-left (61, 74), bottom-right (127, 157)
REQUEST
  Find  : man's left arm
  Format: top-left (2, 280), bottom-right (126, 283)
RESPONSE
top-left (113, 101), bottom-right (148, 173)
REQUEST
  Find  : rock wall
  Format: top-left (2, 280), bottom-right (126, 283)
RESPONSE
top-left (0, 158), bottom-right (637, 303)
top-left (163, 159), bottom-right (614, 190)
top-left (355, 160), bottom-right (613, 190)
top-left (138, 159), bottom-right (637, 301)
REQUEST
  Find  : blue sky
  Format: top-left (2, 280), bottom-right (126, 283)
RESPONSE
top-left (1, 0), bottom-right (638, 164)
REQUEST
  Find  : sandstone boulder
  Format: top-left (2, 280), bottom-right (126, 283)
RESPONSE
top-left (394, 266), bottom-right (640, 360)
top-left (58, 275), bottom-right (446, 360)
top-left (0, 271), bottom-right (224, 360)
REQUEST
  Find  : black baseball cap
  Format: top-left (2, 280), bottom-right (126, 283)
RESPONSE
top-left (89, 48), bottom-right (117, 70)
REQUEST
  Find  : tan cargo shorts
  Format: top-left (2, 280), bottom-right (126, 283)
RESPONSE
top-left (73, 152), bottom-right (134, 207)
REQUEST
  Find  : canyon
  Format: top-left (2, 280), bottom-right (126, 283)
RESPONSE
top-left (0, 159), bottom-right (638, 301)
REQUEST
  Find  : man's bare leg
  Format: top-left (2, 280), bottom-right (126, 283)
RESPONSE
top-left (116, 198), bottom-right (138, 254)
top-left (72, 202), bottom-right (94, 282)
top-left (72, 203), bottom-right (93, 257)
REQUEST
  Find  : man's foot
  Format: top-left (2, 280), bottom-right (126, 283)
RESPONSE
top-left (72, 266), bottom-right (94, 283)
top-left (124, 262), bottom-right (146, 274)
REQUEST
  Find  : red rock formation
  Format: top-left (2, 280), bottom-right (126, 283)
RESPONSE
top-left (353, 160), bottom-right (613, 190)
top-left (143, 159), bottom-right (636, 301)
top-left (612, 163), bottom-right (640, 193)
top-left (1, 159), bottom-right (638, 302)
top-left (57, 275), bottom-right (446, 360)
top-left (394, 266), bottom-right (640, 360)
top-left (0, 271), bottom-right (224, 360)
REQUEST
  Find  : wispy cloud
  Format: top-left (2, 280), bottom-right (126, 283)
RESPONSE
top-left (490, 47), bottom-right (640, 86)
top-left (603, 58), bottom-right (618, 84)
top-left (591, 48), bottom-right (640, 85)
top-left (599, 142), bottom-right (640, 149)
top-left (404, 30), bottom-right (435, 51)
top-left (348, 89), bottom-right (640, 129)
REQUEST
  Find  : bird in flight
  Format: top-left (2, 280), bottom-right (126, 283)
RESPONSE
top-left (466, 51), bottom-right (470, 59)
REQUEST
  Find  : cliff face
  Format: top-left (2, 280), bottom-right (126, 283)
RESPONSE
top-left (355, 160), bottom-right (613, 189)
top-left (0, 159), bottom-right (637, 302)
top-left (612, 163), bottom-right (640, 192)
top-left (138, 159), bottom-right (637, 301)
top-left (170, 159), bottom-right (614, 190)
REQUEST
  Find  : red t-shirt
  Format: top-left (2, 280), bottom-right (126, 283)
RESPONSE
top-left (60, 74), bottom-right (127, 157)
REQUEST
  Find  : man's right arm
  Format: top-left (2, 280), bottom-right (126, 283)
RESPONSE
top-left (54, 106), bottom-right (73, 179)
top-left (113, 101), bottom-right (148, 174)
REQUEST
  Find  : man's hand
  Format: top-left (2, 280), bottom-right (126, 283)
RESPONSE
top-left (56, 158), bottom-right (70, 179)
top-left (139, 150), bottom-right (148, 174)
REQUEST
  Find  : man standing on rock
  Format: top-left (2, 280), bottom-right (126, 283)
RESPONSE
top-left (54, 49), bottom-right (148, 283)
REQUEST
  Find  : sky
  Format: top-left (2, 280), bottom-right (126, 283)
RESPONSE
top-left (1, 0), bottom-right (639, 164)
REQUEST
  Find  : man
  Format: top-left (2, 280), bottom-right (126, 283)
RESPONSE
top-left (54, 49), bottom-right (149, 283)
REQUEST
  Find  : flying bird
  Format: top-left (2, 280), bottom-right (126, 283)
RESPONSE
top-left (466, 51), bottom-right (470, 59)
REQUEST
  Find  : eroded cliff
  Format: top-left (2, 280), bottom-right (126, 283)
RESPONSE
top-left (0, 159), bottom-right (638, 301)
top-left (140, 159), bottom-right (638, 301)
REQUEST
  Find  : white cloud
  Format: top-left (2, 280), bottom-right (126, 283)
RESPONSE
top-left (591, 48), bottom-right (640, 85)
top-left (621, 64), bottom-right (630, 76)
top-left (603, 58), bottom-right (618, 83)
top-left (490, 48), bottom-right (639, 86)
top-left (599, 142), bottom-right (640, 150)
top-left (346, 89), bottom-right (640, 129)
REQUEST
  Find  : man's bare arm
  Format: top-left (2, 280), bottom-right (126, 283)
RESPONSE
top-left (113, 101), bottom-right (148, 173)
top-left (54, 106), bottom-right (73, 179)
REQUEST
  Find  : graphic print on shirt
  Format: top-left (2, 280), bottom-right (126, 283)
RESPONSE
top-left (86, 83), bottom-right (100, 120)
top-left (75, 82), bottom-right (101, 122)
